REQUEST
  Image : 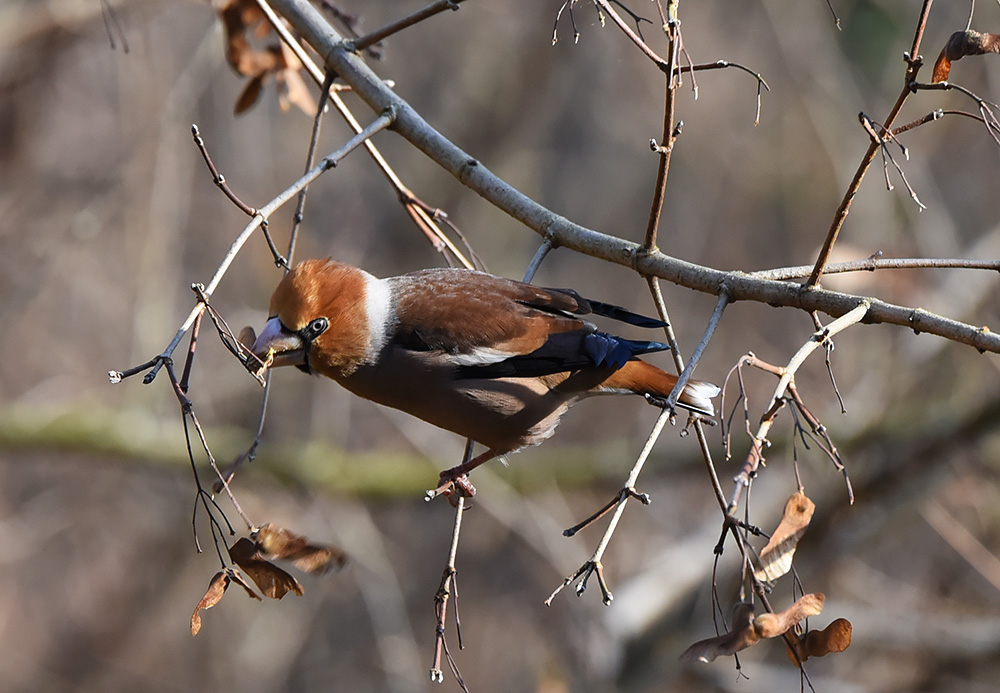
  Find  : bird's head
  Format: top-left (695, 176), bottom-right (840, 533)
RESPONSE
top-left (250, 258), bottom-right (376, 378)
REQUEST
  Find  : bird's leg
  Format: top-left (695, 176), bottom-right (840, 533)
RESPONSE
top-left (425, 449), bottom-right (500, 500)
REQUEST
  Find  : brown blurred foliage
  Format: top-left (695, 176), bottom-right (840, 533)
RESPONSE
top-left (1, 0), bottom-right (1000, 691)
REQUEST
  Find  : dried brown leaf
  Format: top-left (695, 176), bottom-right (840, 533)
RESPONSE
top-left (219, 0), bottom-right (309, 114)
top-left (680, 603), bottom-right (759, 662)
top-left (753, 592), bottom-right (825, 638)
top-left (932, 30), bottom-right (1000, 83)
top-left (682, 594), bottom-right (827, 663)
top-left (229, 537), bottom-right (305, 599)
top-left (227, 567), bottom-right (263, 601)
top-left (234, 72), bottom-right (267, 115)
top-left (278, 64), bottom-right (318, 115)
top-left (191, 571), bottom-right (229, 636)
top-left (754, 491), bottom-right (815, 582)
top-left (786, 618), bottom-right (853, 666)
top-left (219, 0), bottom-right (273, 76)
top-left (254, 523), bottom-right (348, 575)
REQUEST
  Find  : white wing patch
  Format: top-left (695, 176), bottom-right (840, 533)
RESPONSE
top-left (447, 347), bottom-right (516, 366)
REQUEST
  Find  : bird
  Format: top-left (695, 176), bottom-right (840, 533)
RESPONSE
top-left (249, 258), bottom-right (719, 497)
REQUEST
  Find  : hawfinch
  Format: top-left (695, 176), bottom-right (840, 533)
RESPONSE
top-left (251, 258), bottom-right (719, 495)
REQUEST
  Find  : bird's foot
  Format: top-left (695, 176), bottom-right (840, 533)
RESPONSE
top-left (425, 471), bottom-right (477, 504)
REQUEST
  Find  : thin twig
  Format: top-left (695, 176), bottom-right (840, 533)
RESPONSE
top-left (522, 239), bottom-right (554, 284)
top-left (728, 302), bottom-right (870, 514)
top-left (256, 0), bottom-right (478, 270)
top-left (751, 254), bottom-right (1000, 281)
top-left (429, 440), bottom-right (472, 692)
top-left (546, 408), bottom-right (672, 606)
top-left (191, 125), bottom-right (258, 217)
top-left (592, 0), bottom-right (667, 65)
top-left (647, 277), bottom-right (728, 511)
top-left (110, 110), bottom-right (395, 385)
top-left (642, 4), bottom-right (680, 250)
top-left (892, 108), bottom-right (993, 136)
top-left (287, 69), bottom-right (339, 269)
top-left (350, 0), bottom-right (466, 53)
top-left (807, 0), bottom-right (935, 286)
top-left (911, 80), bottom-right (1000, 147)
top-left (664, 290), bottom-right (729, 411)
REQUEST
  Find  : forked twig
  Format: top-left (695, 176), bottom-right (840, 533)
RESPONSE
top-left (429, 442), bottom-right (472, 691)
top-left (728, 302), bottom-right (870, 514)
top-left (807, 0), bottom-right (935, 286)
top-left (351, 0), bottom-right (467, 53)
top-left (109, 109), bottom-right (395, 386)
top-left (546, 408), bottom-right (672, 606)
top-left (255, 0), bottom-right (479, 270)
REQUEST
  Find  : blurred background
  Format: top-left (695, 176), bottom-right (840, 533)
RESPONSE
top-left (2, 0), bottom-right (1000, 690)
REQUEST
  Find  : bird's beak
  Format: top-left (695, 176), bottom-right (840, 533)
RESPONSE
top-left (251, 317), bottom-right (306, 368)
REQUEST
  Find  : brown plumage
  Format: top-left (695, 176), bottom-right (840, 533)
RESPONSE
top-left (252, 258), bottom-right (719, 495)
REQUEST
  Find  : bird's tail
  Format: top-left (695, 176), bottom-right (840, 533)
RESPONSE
top-left (599, 360), bottom-right (720, 416)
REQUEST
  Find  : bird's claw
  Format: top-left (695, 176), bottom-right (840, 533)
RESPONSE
top-left (425, 472), bottom-right (477, 505)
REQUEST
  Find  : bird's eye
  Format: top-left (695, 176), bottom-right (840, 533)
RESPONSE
top-left (306, 317), bottom-right (329, 338)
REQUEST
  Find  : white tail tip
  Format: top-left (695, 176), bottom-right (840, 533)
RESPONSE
top-left (682, 380), bottom-right (721, 416)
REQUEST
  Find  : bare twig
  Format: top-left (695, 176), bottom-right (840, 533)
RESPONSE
top-left (592, 0), bottom-right (667, 66)
top-left (286, 68), bottom-right (340, 269)
top-left (859, 112), bottom-right (927, 210)
top-left (350, 0), bottom-right (467, 53)
top-left (728, 302), bottom-right (870, 514)
top-left (807, 0), bottom-right (935, 286)
top-left (430, 494), bottom-right (468, 690)
top-left (546, 408), bottom-right (672, 605)
top-left (256, 0), bottom-right (478, 270)
top-left (191, 125), bottom-right (257, 217)
top-left (892, 108), bottom-right (995, 136)
top-left (110, 109), bottom-right (395, 385)
top-left (751, 254), bottom-right (1000, 282)
top-left (911, 80), bottom-right (1000, 147)
top-left (642, 2), bottom-right (680, 250)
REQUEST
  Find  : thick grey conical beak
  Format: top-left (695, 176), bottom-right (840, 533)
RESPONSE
top-left (251, 317), bottom-right (306, 368)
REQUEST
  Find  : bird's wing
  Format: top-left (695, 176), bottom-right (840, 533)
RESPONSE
top-left (389, 269), bottom-right (668, 376)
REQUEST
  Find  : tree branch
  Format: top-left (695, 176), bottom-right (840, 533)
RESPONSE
top-left (267, 0), bottom-right (1000, 356)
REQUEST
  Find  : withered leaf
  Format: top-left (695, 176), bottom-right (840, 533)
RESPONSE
top-left (234, 72), bottom-right (267, 115)
top-left (680, 603), bottom-right (759, 662)
top-left (191, 571), bottom-right (229, 636)
top-left (681, 594), bottom-right (826, 663)
top-left (219, 0), bottom-right (274, 76)
top-left (754, 491), bottom-right (815, 582)
top-left (190, 567), bottom-right (263, 637)
top-left (276, 44), bottom-right (317, 115)
top-left (786, 617), bottom-right (853, 666)
top-left (254, 523), bottom-right (348, 575)
top-left (227, 567), bottom-right (263, 601)
top-left (932, 30), bottom-right (1000, 83)
top-left (217, 0), bottom-right (315, 115)
top-left (752, 592), bottom-right (825, 638)
top-left (229, 537), bottom-right (305, 599)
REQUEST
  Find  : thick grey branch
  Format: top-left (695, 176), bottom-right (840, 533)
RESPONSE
top-left (268, 0), bottom-right (1000, 355)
